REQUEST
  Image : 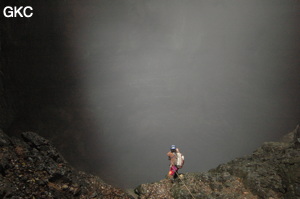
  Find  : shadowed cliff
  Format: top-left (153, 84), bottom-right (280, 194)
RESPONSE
top-left (0, 130), bottom-right (133, 198)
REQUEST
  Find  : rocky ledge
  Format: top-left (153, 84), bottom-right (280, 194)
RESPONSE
top-left (0, 130), bottom-right (133, 199)
top-left (135, 125), bottom-right (300, 199)
top-left (0, 126), bottom-right (299, 199)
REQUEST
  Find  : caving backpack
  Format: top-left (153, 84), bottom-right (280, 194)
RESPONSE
top-left (175, 152), bottom-right (184, 168)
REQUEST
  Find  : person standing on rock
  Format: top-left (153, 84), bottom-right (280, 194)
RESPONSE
top-left (167, 145), bottom-right (184, 181)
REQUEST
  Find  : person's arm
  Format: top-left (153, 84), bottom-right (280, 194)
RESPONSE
top-left (167, 151), bottom-right (171, 160)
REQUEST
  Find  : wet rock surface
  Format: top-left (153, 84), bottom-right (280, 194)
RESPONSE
top-left (0, 130), bottom-right (133, 199)
top-left (135, 126), bottom-right (300, 199)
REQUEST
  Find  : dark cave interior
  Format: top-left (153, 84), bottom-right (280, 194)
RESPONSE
top-left (1, 0), bottom-right (300, 189)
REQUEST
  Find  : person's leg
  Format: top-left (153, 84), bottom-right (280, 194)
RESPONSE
top-left (168, 167), bottom-right (175, 179)
top-left (174, 167), bottom-right (179, 179)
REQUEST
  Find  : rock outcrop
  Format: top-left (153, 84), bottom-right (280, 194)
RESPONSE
top-left (135, 126), bottom-right (300, 199)
top-left (1, 125), bottom-right (299, 199)
top-left (0, 130), bottom-right (133, 199)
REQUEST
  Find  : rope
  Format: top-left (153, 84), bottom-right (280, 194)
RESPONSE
top-left (175, 171), bottom-right (196, 199)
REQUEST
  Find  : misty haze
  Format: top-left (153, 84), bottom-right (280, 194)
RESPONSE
top-left (3, 0), bottom-right (300, 189)
top-left (72, 0), bottom-right (300, 188)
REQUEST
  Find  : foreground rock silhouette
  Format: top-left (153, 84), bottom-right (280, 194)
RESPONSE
top-left (135, 125), bottom-right (300, 199)
top-left (0, 126), bottom-right (299, 198)
top-left (0, 130), bottom-right (133, 199)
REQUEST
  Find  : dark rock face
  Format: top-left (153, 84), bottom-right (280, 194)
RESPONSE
top-left (0, 63), bottom-right (15, 131)
top-left (0, 130), bottom-right (133, 199)
top-left (135, 126), bottom-right (300, 199)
